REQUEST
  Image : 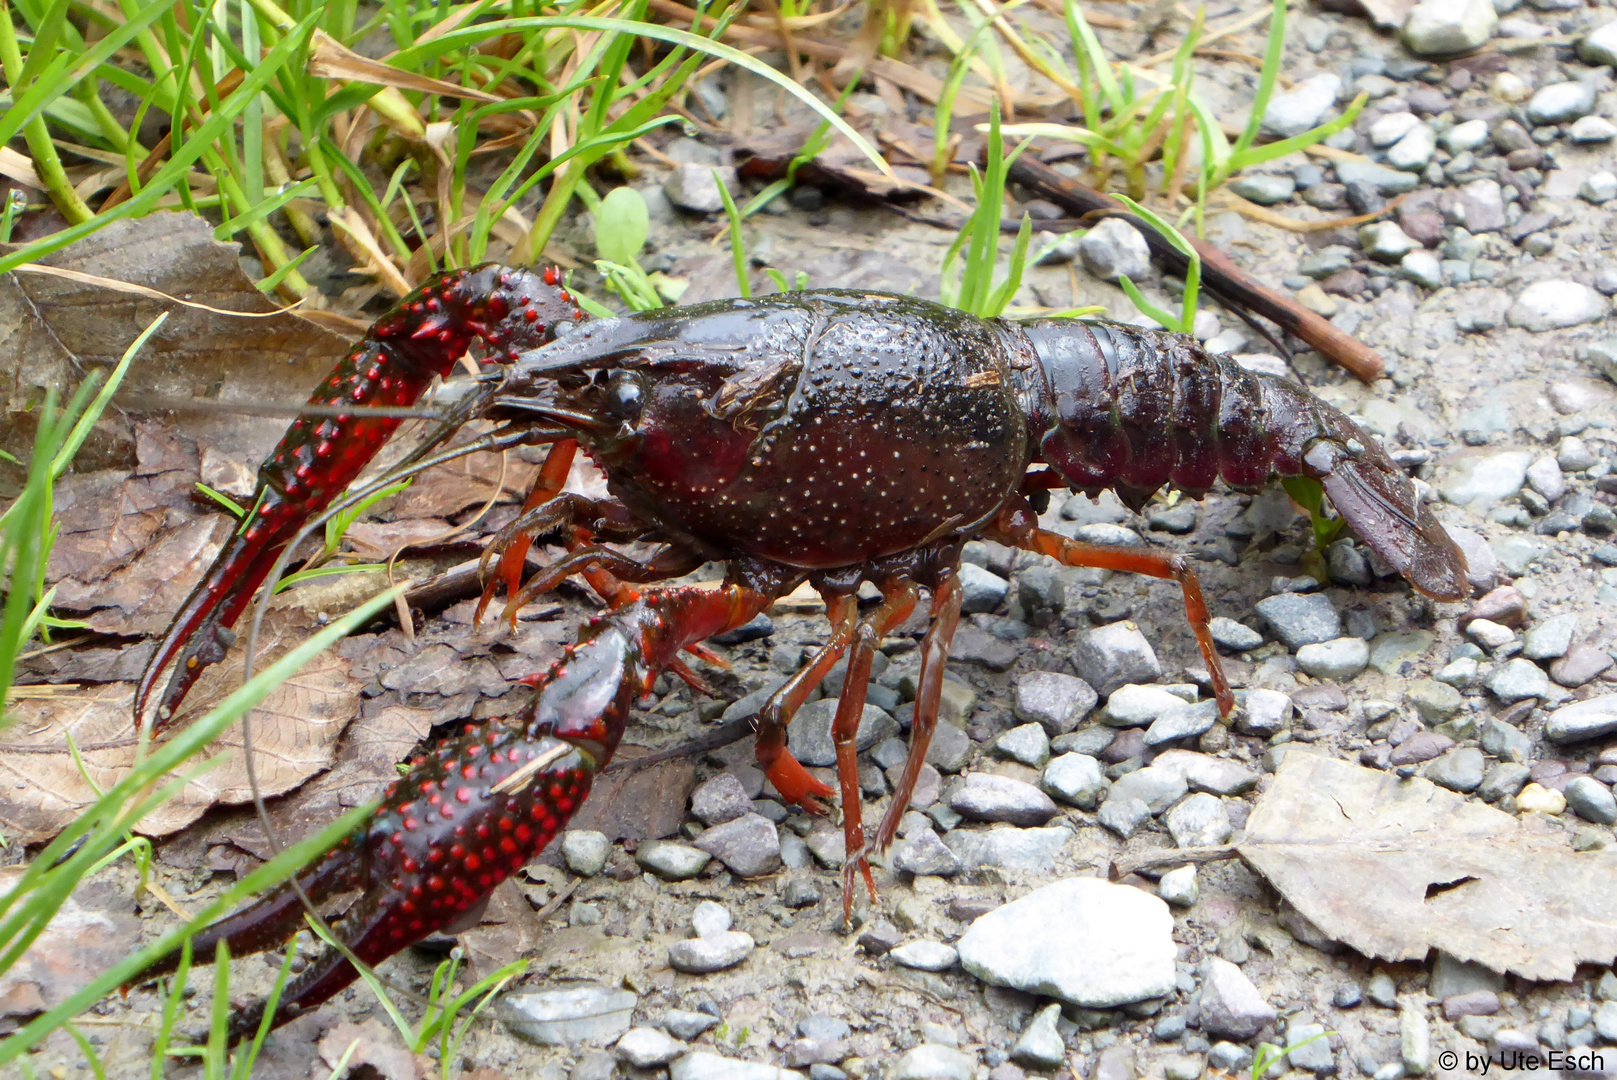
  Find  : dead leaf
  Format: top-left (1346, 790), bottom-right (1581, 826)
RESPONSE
top-left (457, 879), bottom-right (549, 984)
top-left (1, 212), bottom-right (350, 467)
top-left (317, 1018), bottom-right (421, 1080)
top-left (0, 872), bottom-right (139, 1021)
top-left (569, 745), bottom-right (697, 842)
top-left (1238, 752), bottom-right (1617, 981)
top-left (0, 615), bottom-right (361, 843)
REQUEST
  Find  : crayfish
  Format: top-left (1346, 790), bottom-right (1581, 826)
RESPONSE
top-left (127, 262), bottom-right (1468, 1035)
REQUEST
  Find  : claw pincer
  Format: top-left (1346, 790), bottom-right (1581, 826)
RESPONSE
top-left (131, 585), bottom-right (767, 1034)
top-left (135, 265), bottom-right (582, 728)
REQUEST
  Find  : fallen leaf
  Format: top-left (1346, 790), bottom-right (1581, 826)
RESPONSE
top-left (0, 615), bottom-right (361, 843)
top-left (457, 879), bottom-right (549, 984)
top-left (570, 745), bottom-right (697, 842)
top-left (317, 1018), bottom-right (421, 1080)
top-left (1, 212), bottom-right (350, 467)
top-left (1238, 752), bottom-right (1617, 981)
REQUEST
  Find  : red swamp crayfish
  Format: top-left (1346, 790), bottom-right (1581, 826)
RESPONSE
top-left (126, 262), bottom-right (1468, 1035)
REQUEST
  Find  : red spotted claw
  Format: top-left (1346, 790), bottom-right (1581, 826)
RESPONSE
top-left (135, 264), bottom-right (583, 730)
top-left (128, 584), bottom-right (773, 1036)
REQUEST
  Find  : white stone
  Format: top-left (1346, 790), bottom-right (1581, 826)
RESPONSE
top-left (1506, 281), bottom-right (1609, 331)
top-left (1158, 865), bottom-right (1200, 907)
top-left (1402, 0), bottom-right (1497, 54)
top-left (1441, 119), bottom-right (1491, 153)
top-left (1570, 115), bottom-right (1617, 143)
top-left (1526, 81), bottom-right (1595, 125)
top-left (1387, 123), bottom-right (1437, 170)
top-left (1369, 110), bottom-right (1422, 147)
top-left (1581, 172), bottom-right (1617, 205)
top-left (1079, 218), bottom-right (1151, 282)
top-left (1581, 20), bottom-right (1617, 67)
top-left (1263, 74), bottom-right (1342, 138)
top-left (957, 878), bottom-right (1177, 1007)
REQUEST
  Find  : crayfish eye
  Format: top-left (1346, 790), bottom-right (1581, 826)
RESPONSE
top-left (605, 370), bottom-right (646, 419)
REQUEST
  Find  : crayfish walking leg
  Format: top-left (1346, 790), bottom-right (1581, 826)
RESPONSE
top-left (128, 584), bottom-right (768, 1038)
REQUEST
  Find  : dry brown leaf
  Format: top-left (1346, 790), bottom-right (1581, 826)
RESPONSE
top-left (1238, 752), bottom-right (1617, 981)
top-left (0, 211), bottom-right (349, 465)
top-left (317, 1018), bottom-right (422, 1080)
top-left (0, 616), bottom-right (361, 843)
top-left (570, 745), bottom-right (697, 842)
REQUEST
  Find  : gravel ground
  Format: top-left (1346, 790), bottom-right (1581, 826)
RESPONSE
top-left (26, 0), bottom-right (1617, 1076)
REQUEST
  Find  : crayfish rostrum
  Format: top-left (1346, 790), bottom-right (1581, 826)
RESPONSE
top-left (129, 262), bottom-right (1467, 1035)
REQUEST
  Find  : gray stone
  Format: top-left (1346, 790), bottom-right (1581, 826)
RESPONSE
top-left (1479, 718), bottom-right (1532, 763)
top-left (1486, 658), bottom-right (1550, 702)
top-left (1560, 436), bottom-right (1598, 472)
top-left (1013, 1003), bottom-right (1067, 1068)
top-left (1072, 624), bottom-right (1162, 696)
top-left (1043, 753), bottom-right (1110, 809)
top-left (671, 1053), bottom-right (804, 1080)
top-left (1015, 672), bottom-right (1098, 735)
top-left (1407, 679), bottom-right (1464, 723)
top-left (1442, 451), bottom-right (1530, 507)
top-left (950, 773), bottom-right (1061, 826)
top-left (1555, 648), bottom-right (1615, 687)
top-left (1369, 111), bottom-right (1422, 147)
top-left (1566, 776), bottom-right (1617, 825)
top-left (1507, 281), bottom-right (1609, 332)
top-left (617, 1028), bottom-right (686, 1068)
top-left (890, 1045), bottom-right (974, 1080)
top-left (1198, 957), bottom-right (1277, 1039)
top-left (1146, 700), bottom-right (1220, 746)
top-left (1242, 689), bottom-right (1293, 735)
top-left (1597, 1002), bottom-right (1617, 1042)
top-left (995, 722), bottom-right (1051, 767)
top-left (1402, 0), bottom-right (1497, 54)
top-left (1152, 749), bottom-right (1259, 796)
top-left (1524, 613), bottom-right (1578, 660)
top-left (1097, 795), bottom-right (1152, 839)
top-left (927, 721), bottom-right (974, 772)
top-left (694, 813), bottom-right (781, 877)
top-left (1109, 765), bottom-right (1189, 813)
top-left (1209, 1043), bottom-right (1253, 1073)
top-left (1296, 637), bottom-right (1370, 680)
top-left (943, 825), bottom-right (1072, 870)
top-left (893, 828), bottom-right (962, 876)
top-left (1387, 124), bottom-right (1437, 171)
top-left (498, 986), bottom-right (637, 1045)
top-left (1442, 119), bottom-right (1491, 152)
top-left (1493, 536), bottom-right (1544, 576)
top-left (1423, 748), bottom-right (1486, 792)
top-left (1158, 864), bottom-right (1199, 907)
top-left (1400, 250), bottom-right (1442, 289)
top-left (1527, 81), bottom-right (1595, 124)
top-left (562, 830), bottom-right (611, 877)
top-left (1105, 684), bottom-right (1189, 727)
top-left (1287, 1023), bottom-right (1334, 1073)
top-left (1367, 971), bottom-right (1398, 1007)
top-left (1402, 1003), bottom-right (1431, 1075)
top-left (890, 940), bottom-right (959, 971)
top-left (1336, 159), bottom-right (1421, 194)
top-left (665, 1012), bottom-right (722, 1041)
top-left (1361, 221), bottom-right (1421, 262)
top-left (1457, 179), bottom-right (1506, 232)
top-left (1580, 19), bottom-right (1617, 66)
top-left (1080, 218), bottom-right (1152, 282)
top-left (573, 1050), bottom-right (617, 1080)
top-left (1211, 617), bottom-right (1264, 652)
top-left (957, 878), bottom-right (1178, 1007)
top-left (663, 164), bottom-right (738, 214)
top-left (1571, 116), bottom-right (1617, 143)
top-left (1255, 593), bottom-right (1343, 649)
top-left (959, 563), bottom-right (1010, 614)
top-left (1468, 618), bottom-right (1517, 651)
top-left (1526, 456), bottom-right (1566, 502)
top-left (1166, 792), bottom-right (1233, 847)
top-left (691, 773), bottom-right (753, 826)
top-left (668, 931), bottom-right (755, 974)
top-left (1264, 74), bottom-right (1342, 137)
top-left (1230, 174), bottom-right (1297, 205)
top-left (691, 900), bottom-right (731, 937)
top-left (638, 841), bottom-right (712, 880)
top-left (788, 699), bottom-right (897, 768)
top-left (1034, 231), bottom-right (1082, 266)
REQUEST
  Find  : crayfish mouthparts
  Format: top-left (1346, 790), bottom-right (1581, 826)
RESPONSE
top-left (128, 269), bottom-right (1467, 1035)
